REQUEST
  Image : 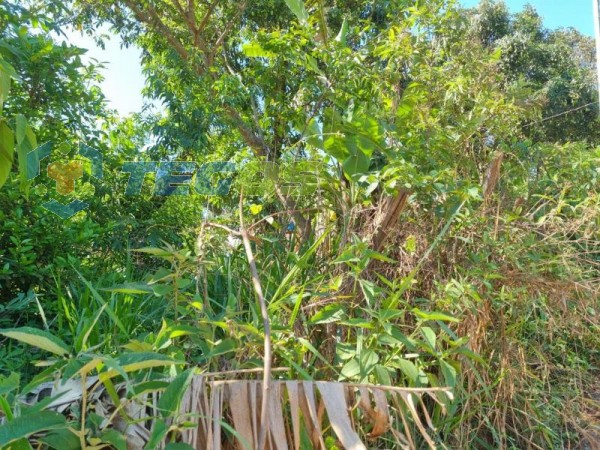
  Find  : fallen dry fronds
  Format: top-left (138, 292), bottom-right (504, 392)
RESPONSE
top-left (178, 377), bottom-right (452, 450)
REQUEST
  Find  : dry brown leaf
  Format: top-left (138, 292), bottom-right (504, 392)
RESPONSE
top-left (316, 382), bottom-right (367, 450)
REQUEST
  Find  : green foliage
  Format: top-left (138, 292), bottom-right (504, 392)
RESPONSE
top-left (471, 0), bottom-right (600, 143)
top-left (0, 0), bottom-right (598, 448)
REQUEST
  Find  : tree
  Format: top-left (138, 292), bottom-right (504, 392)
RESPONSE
top-left (470, 0), bottom-right (600, 143)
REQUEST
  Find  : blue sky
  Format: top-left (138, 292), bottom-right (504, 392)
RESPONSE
top-left (62, 0), bottom-right (596, 116)
top-left (461, 0), bottom-right (594, 35)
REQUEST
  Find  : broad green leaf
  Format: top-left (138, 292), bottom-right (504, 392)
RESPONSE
top-left (16, 119), bottom-right (36, 189)
top-left (158, 368), bottom-right (194, 417)
top-left (0, 411), bottom-right (67, 447)
top-left (309, 303), bottom-right (345, 324)
top-left (39, 429), bottom-right (80, 450)
top-left (132, 380), bottom-right (170, 396)
top-left (374, 364), bottom-right (392, 386)
top-left (339, 318), bottom-right (375, 329)
top-left (0, 57), bottom-right (17, 78)
top-left (4, 437), bottom-right (32, 450)
top-left (440, 360), bottom-right (457, 388)
top-left (455, 347), bottom-right (486, 365)
top-left (420, 327), bottom-right (437, 351)
top-left (340, 358), bottom-right (360, 379)
top-left (0, 397), bottom-right (12, 420)
top-left (359, 350), bottom-right (379, 378)
top-left (284, 0), bottom-right (308, 23)
top-left (342, 149), bottom-right (370, 177)
top-left (304, 117), bottom-right (323, 149)
top-left (358, 279), bottom-right (378, 307)
top-left (393, 358), bottom-right (419, 384)
top-left (0, 121), bottom-right (14, 188)
top-left (100, 429), bottom-right (128, 450)
top-left (0, 327), bottom-right (69, 356)
top-left (207, 338), bottom-right (237, 357)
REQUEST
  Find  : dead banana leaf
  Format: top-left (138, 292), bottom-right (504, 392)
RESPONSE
top-left (19, 375), bottom-right (450, 450)
top-left (174, 377), bottom-right (451, 450)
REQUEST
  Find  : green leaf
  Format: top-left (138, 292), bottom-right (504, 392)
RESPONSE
top-left (117, 352), bottom-right (182, 368)
top-left (393, 358), bottom-right (419, 384)
top-left (242, 42), bottom-right (275, 58)
top-left (340, 358), bottom-right (360, 379)
top-left (335, 18), bottom-right (349, 46)
top-left (412, 308), bottom-right (459, 323)
top-left (158, 369), bottom-right (194, 417)
top-left (374, 364), bottom-right (392, 386)
top-left (134, 247), bottom-right (174, 258)
top-left (0, 72), bottom-right (10, 112)
top-left (284, 0), bottom-right (308, 24)
top-left (164, 444), bottom-right (195, 450)
top-left (340, 350), bottom-right (379, 381)
top-left (102, 283), bottom-right (154, 294)
top-left (0, 57), bottom-right (17, 79)
top-left (358, 279), bottom-right (378, 307)
top-left (269, 228), bottom-right (332, 309)
top-left (359, 350), bottom-right (379, 377)
top-left (207, 338), bottom-right (237, 357)
top-left (342, 149), bottom-right (370, 177)
top-left (132, 380), bottom-right (170, 396)
top-left (0, 372), bottom-right (19, 396)
top-left (420, 327), bottom-right (437, 351)
top-left (100, 429), bottom-right (128, 450)
top-left (440, 360), bottom-right (457, 388)
top-left (144, 419), bottom-right (168, 450)
top-left (0, 121), bottom-right (14, 188)
top-left (16, 119), bottom-right (35, 189)
top-left (99, 352), bottom-right (184, 382)
top-left (39, 429), bottom-right (80, 450)
top-left (0, 327), bottom-right (70, 356)
top-left (15, 115), bottom-right (26, 145)
top-left (76, 270), bottom-right (129, 337)
top-left (0, 411), bottom-right (67, 447)
top-left (309, 303), bottom-right (346, 324)
top-left (304, 117), bottom-right (323, 149)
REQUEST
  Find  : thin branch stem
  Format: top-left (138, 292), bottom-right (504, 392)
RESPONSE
top-left (238, 191), bottom-right (271, 450)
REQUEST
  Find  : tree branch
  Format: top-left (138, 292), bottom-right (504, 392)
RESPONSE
top-left (123, 0), bottom-right (190, 61)
top-left (238, 193), bottom-right (271, 450)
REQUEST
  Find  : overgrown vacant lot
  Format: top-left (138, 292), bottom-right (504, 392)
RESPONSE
top-left (0, 0), bottom-right (598, 448)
